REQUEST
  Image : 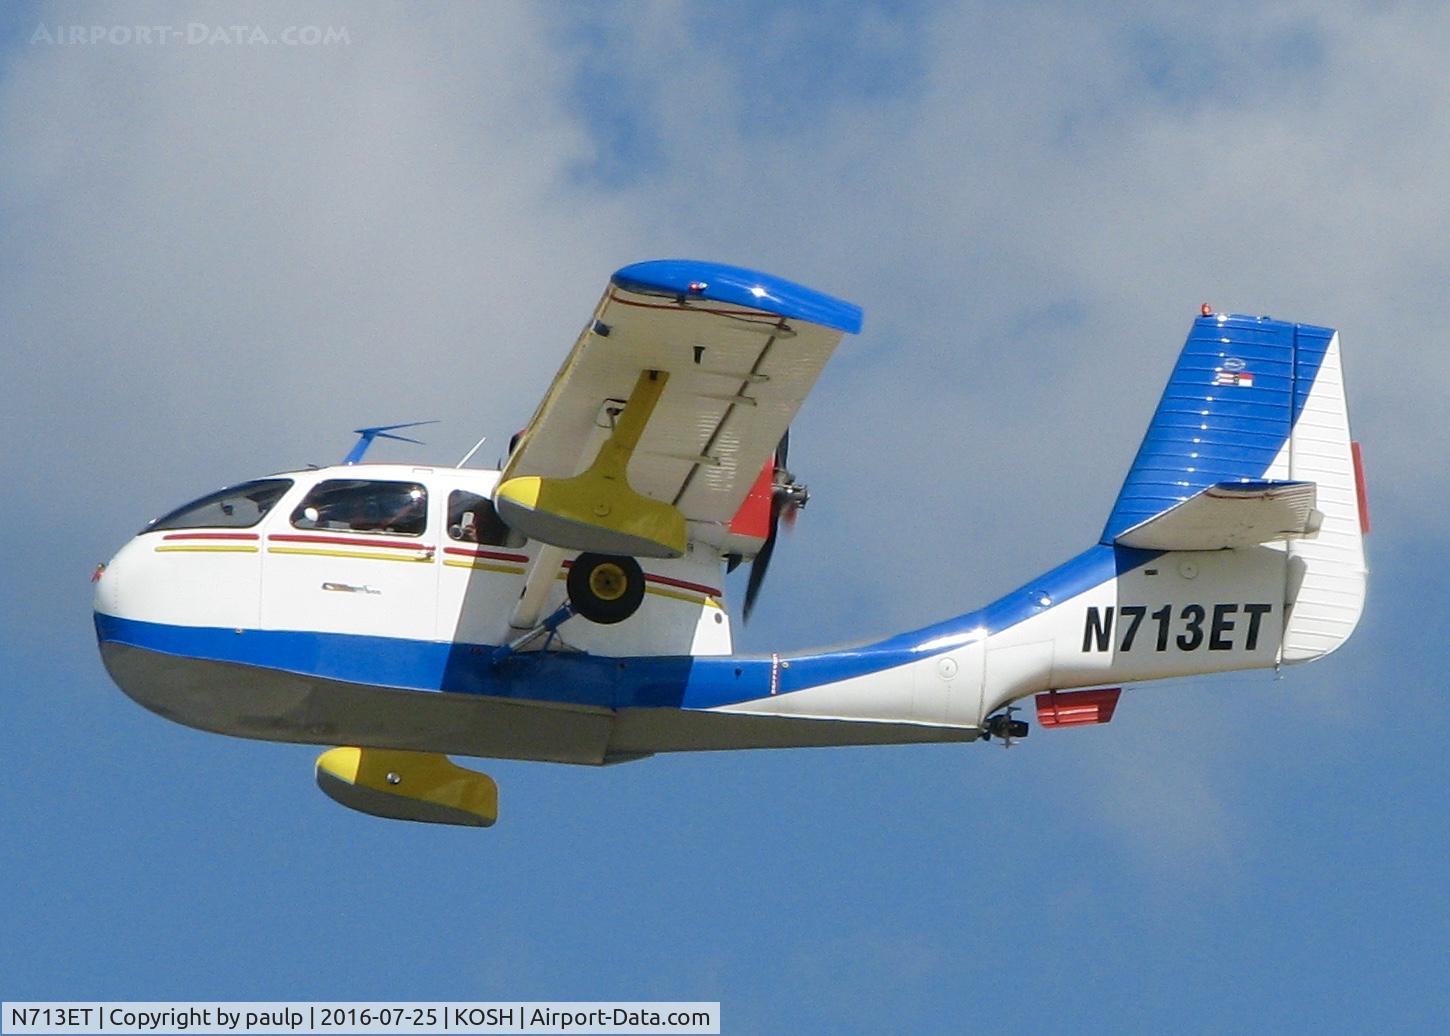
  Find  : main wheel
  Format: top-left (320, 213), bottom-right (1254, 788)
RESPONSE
top-left (567, 553), bottom-right (646, 624)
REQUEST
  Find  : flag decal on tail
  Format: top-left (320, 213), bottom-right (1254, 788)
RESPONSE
top-left (1213, 369), bottom-right (1254, 387)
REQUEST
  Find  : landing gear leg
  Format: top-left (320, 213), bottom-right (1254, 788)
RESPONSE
top-left (490, 553), bottom-right (645, 667)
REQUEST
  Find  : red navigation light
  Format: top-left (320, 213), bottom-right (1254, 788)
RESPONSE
top-left (1200, 303), bottom-right (1213, 317)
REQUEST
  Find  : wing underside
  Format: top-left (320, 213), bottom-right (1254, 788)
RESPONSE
top-left (500, 261), bottom-right (862, 555)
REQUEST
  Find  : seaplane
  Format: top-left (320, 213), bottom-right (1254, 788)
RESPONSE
top-left (93, 260), bottom-right (1369, 827)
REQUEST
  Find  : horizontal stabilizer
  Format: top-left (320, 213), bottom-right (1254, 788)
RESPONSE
top-left (1115, 479), bottom-right (1318, 550)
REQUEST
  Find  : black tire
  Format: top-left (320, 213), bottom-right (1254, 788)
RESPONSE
top-left (567, 553), bottom-right (645, 624)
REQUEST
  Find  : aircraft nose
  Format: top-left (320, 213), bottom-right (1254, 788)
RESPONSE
top-left (93, 533), bottom-right (181, 722)
top-left (93, 535), bottom-right (145, 621)
top-left (94, 524), bottom-right (265, 640)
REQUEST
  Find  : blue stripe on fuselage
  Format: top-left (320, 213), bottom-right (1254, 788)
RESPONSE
top-left (95, 545), bottom-right (1151, 711)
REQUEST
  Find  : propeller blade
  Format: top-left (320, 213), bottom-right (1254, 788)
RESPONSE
top-left (742, 505), bottom-right (779, 621)
top-left (741, 427), bottom-right (808, 621)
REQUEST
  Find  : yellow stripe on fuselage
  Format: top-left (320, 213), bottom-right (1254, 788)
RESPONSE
top-left (154, 545), bottom-right (260, 553)
top-left (442, 559), bottom-right (528, 575)
top-left (646, 586), bottom-right (724, 610)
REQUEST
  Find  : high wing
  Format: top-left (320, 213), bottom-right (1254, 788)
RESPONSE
top-left (495, 260), bottom-right (862, 559)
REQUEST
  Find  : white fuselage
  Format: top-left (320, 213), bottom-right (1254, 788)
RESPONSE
top-left (93, 324), bottom-right (1365, 764)
top-left (97, 463), bottom-right (733, 660)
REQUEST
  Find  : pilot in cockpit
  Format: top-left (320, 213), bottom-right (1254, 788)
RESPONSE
top-left (452, 510), bottom-right (480, 543)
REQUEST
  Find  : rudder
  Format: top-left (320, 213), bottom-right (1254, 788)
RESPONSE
top-left (1279, 327), bottom-right (1368, 661)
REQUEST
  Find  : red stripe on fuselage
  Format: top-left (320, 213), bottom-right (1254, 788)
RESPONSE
top-left (442, 546), bottom-right (530, 563)
top-left (645, 572), bottom-right (722, 597)
top-left (162, 532), bottom-right (260, 541)
top-left (268, 533), bottom-right (432, 551)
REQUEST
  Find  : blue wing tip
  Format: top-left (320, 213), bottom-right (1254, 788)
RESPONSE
top-left (611, 259), bottom-right (864, 335)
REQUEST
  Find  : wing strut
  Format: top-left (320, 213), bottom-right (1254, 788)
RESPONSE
top-left (509, 544), bottom-right (569, 631)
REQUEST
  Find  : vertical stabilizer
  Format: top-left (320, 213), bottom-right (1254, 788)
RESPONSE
top-left (1103, 314), bottom-right (1301, 540)
top-left (1102, 314), bottom-right (1366, 665)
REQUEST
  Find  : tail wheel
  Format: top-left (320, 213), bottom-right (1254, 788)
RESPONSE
top-left (567, 553), bottom-right (646, 624)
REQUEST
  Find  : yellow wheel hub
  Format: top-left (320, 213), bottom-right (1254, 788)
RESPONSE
top-left (589, 564), bottom-right (629, 601)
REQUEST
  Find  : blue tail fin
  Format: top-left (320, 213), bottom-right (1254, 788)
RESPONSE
top-left (1102, 311), bottom-right (1366, 663)
top-left (1102, 313), bottom-right (1336, 542)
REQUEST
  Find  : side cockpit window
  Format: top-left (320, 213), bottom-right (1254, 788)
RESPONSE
top-left (448, 490), bottom-right (524, 547)
top-left (291, 480), bottom-right (428, 536)
top-left (147, 478), bottom-right (294, 533)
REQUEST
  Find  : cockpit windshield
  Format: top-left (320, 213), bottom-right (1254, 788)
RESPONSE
top-left (290, 479), bottom-right (428, 536)
top-left (147, 478), bottom-right (295, 533)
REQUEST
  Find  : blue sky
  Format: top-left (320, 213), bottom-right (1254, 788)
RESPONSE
top-left (3, 2), bottom-right (1448, 1032)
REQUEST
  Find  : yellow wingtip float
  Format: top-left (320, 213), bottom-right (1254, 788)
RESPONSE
top-left (495, 369), bottom-right (688, 559)
top-left (493, 470), bottom-right (687, 559)
top-left (315, 747), bottom-right (499, 827)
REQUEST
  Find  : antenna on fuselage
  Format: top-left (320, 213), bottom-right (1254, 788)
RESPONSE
top-left (343, 420), bottom-right (438, 465)
top-left (455, 435), bottom-right (488, 468)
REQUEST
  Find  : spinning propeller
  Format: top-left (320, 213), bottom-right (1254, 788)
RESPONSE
top-left (741, 430), bottom-right (809, 620)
